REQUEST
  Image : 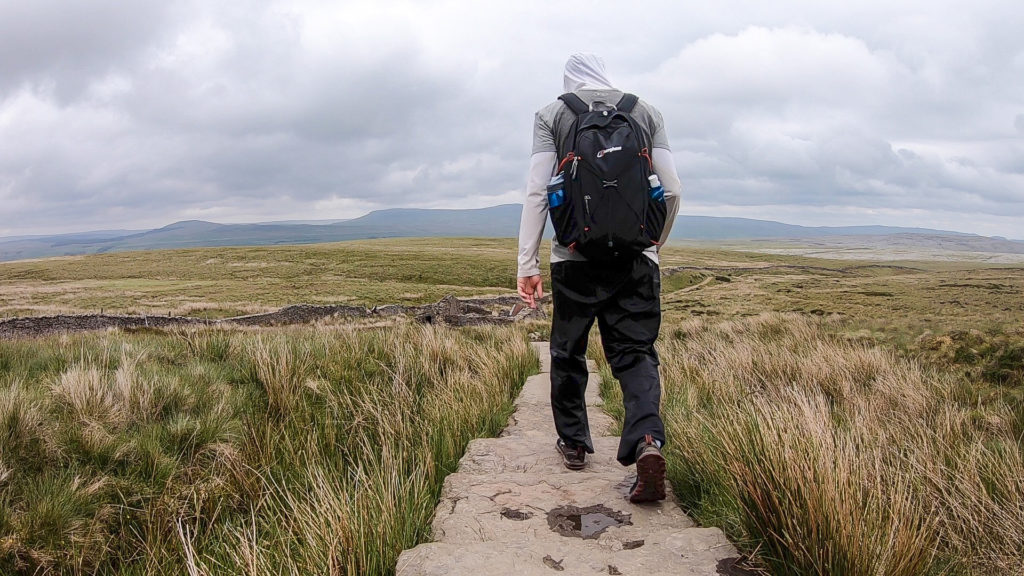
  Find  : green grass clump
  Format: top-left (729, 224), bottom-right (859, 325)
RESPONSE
top-left (914, 329), bottom-right (1024, 389)
top-left (0, 323), bottom-right (536, 575)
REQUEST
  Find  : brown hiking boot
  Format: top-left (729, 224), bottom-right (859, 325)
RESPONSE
top-left (629, 434), bottom-right (666, 503)
top-left (556, 438), bottom-right (586, 470)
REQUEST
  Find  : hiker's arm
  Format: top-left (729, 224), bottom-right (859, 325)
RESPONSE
top-left (519, 108), bottom-right (557, 280)
top-left (517, 150), bottom-right (556, 306)
top-left (517, 142), bottom-right (556, 278)
top-left (652, 147), bottom-right (681, 250)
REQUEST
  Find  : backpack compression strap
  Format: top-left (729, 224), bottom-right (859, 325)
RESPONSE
top-left (558, 92), bottom-right (639, 115)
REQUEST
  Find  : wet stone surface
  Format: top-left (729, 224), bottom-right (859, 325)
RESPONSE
top-left (546, 504), bottom-right (632, 539)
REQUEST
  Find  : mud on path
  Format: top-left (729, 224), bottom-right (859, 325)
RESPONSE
top-left (396, 342), bottom-right (746, 576)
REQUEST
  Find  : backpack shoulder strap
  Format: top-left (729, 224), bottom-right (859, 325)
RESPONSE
top-left (616, 93), bottom-right (639, 113)
top-left (558, 92), bottom-right (589, 116)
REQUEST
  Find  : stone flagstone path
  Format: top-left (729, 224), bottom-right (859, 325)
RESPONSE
top-left (396, 342), bottom-right (742, 575)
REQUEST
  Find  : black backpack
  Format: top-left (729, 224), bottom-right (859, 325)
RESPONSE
top-left (547, 92), bottom-right (667, 261)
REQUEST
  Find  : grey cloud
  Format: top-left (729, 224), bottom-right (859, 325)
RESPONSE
top-left (0, 0), bottom-right (180, 101)
top-left (629, 21), bottom-right (1024, 226)
top-left (2, 0), bottom-right (1023, 238)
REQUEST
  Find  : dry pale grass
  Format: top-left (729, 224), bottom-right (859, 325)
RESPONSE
top-left (51, 366), bottom-right (124, 426)
top-left (632, 313), bottom-right (1024, 575)
top-left (247, 335), bottom-right (316, 418)
top-left (48, 348), bottom-right (160, 429)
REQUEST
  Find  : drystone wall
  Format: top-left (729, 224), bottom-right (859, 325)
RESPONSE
top-left (0, 295), bottom-right (548, 339)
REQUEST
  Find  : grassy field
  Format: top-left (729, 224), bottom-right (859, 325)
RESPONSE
top-left (4, 238), bottom-right (1023, 334)
top-left (2, 238), bottom-right (1023, 575)
top-left (0, 239), bottom-right (530, 319)
top-left (0, 322), bottom-right (535, 575)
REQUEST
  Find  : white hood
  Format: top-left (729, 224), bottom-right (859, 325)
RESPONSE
top-left (563, 53), bottom-right (615, 92)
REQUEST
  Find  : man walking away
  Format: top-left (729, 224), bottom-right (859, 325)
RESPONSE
top-left (516, 53), bottom-right (682, 503)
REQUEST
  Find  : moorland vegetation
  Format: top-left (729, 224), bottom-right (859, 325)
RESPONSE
top-left (1, 238), bottom-right (1023, 575)
top-left (0, 322), bottom-right (533, 574)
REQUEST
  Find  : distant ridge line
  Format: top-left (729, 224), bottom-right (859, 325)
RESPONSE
top-left (1, 204), bottom-right (1021, 262)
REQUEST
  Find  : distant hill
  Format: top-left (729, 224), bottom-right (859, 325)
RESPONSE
top-left (1, 204), bottom-right (1021, 262)
top-left (255, 218), bottom-right (351, 225)
top-left (0, 228), bottom-right (147, 244)
top-left (666, 216), bottom-right (971, 240)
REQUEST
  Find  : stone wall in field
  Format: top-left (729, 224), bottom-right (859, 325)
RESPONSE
top-left (0, 295), bottom-right (549, 339)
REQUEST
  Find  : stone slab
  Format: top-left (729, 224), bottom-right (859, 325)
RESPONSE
top-left (531, 341), bottom-right (599, 375)
top-left (533, 342), bottom-right (552, 373)
top-left (502, 406), bottom-right (617, 439)
top-left (458, 435), bottom-right (623, 476)
top-left (431, 469), bottom-right (695, 545)
top-left (397, 531), bottom-right (738, 576)
top-left (517, 373), bottom-right (604, 408)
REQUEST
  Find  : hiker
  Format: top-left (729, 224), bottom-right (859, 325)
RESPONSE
top-left (516, 53), bottom-right (681, 503)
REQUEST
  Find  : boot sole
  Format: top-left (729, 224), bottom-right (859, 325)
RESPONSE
top-left (563, 459), bottom-right (586, 471)
top-left (630, 450), bottom-right (666, 503)
top-left (556, 440), bottom-right (586, 470)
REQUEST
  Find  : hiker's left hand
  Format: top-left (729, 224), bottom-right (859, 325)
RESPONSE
top-left (517, 275), bottom-right (544, 309)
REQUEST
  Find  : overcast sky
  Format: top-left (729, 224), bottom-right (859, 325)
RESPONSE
top-left (1, 0), bottom-right (1022, 238)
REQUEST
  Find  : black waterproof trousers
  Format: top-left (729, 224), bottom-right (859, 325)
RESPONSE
top-left (549, 255), bottom-right (666, 466)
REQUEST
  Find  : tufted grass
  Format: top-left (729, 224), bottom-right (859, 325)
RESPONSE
top-left (597, 313), bottom-right (1024, 575)
top-left (0, 323), bottom-right (536, 575)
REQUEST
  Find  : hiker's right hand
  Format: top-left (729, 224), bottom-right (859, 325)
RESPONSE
top-left (517, 275), bottom-right (544, 309)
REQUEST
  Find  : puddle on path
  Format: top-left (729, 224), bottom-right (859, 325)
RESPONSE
top-left (547, 505), bottom-right (632, 539)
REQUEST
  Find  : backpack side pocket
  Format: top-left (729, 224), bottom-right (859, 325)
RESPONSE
top-left (547, 171), bottom-right (578, 247)
top-left (644, 194), bottom-right (668, 247)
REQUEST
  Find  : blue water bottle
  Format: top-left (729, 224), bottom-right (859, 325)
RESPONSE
top-left (648, 174), bottom-right (664, 202)
top-left (547, 173), bottom-right (565, 208)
